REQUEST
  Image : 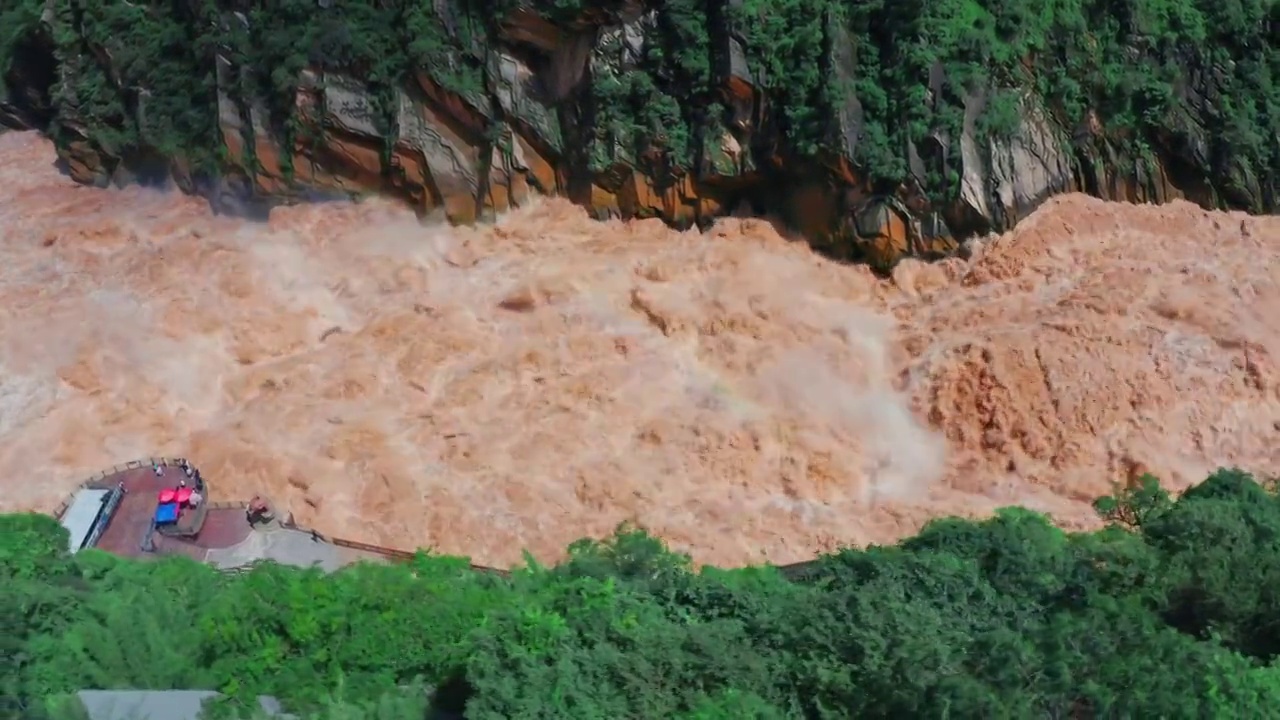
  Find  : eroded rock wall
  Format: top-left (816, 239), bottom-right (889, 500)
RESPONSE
top-left (2, 0), bottom-right (1275, 265)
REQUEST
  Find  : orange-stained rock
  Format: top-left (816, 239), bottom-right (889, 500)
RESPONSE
top-left (514, 134), bottom-right (558, 194)
top-left (62, 139), bottom-right (106, 185)
top-left (498, 8), bottom-right (565, 51)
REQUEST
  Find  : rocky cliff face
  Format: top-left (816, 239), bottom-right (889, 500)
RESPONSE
top-left (2, 0), bottom-right (1276, 265)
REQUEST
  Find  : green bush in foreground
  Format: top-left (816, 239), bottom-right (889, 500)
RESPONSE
top-left (5, 468), bottom-right (1280, 719)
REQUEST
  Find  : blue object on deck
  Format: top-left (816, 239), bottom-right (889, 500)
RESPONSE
top-left (154, 502), bottom-right (180, 524)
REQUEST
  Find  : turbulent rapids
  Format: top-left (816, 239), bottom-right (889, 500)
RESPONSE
top-left (1, 131), bottom-right (1277, 567)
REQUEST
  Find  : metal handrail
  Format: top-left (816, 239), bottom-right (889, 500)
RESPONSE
top-left (51, 456), bottom-right (193, 520)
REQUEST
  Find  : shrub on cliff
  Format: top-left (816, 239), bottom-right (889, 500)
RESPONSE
top-left (5, 467), bottom-right (1280, 718)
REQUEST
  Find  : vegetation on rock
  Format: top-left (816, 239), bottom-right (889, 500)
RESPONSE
top-left (1, 0), bottom-right (1277, 247)
top-left (6, 468), bottom-right (1280, 718)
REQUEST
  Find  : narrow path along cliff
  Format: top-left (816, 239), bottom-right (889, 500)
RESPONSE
top-left (1, 131), bottom-right (1277, 567)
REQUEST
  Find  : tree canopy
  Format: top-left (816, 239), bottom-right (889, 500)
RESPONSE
top-left (6, 468), bottom-right (1280, 718)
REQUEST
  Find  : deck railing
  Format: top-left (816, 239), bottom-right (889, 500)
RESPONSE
top-left (52, 457), bottom-right (193, 520)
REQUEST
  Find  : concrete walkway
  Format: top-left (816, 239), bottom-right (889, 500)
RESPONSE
top-left (203, 527), bottom-right (350, 572)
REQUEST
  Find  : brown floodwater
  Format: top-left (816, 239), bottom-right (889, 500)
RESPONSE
top-left (1, 130), bottom-right (1277, 566)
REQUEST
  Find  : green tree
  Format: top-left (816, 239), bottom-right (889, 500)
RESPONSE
top-left (5, 470), bottom-right (1280, 717)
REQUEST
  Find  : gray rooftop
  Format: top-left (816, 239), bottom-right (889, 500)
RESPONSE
top-left (75, 690), bottom-right (291, 720)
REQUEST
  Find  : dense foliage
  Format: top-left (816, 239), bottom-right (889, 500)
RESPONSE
top-left (2, 0), bottom-right (1276, 208)
top-left (6, 468), bottom-right (1280, 719)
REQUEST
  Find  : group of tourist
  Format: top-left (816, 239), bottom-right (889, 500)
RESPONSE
top-left (152, 459), bottom-right (204, 509)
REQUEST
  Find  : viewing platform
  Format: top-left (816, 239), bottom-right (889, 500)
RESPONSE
top-left (51, 457), bottom-right (819, 580)
top-left (52, 458), bottom-right (405, 573)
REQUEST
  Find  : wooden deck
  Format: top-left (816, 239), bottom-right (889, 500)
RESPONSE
top-left (82, 462), bottom-right (251, 562)
top-left (56, 457), bottom-right (413, 570)
top-left (54, 457), bottom-right (511, 575)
